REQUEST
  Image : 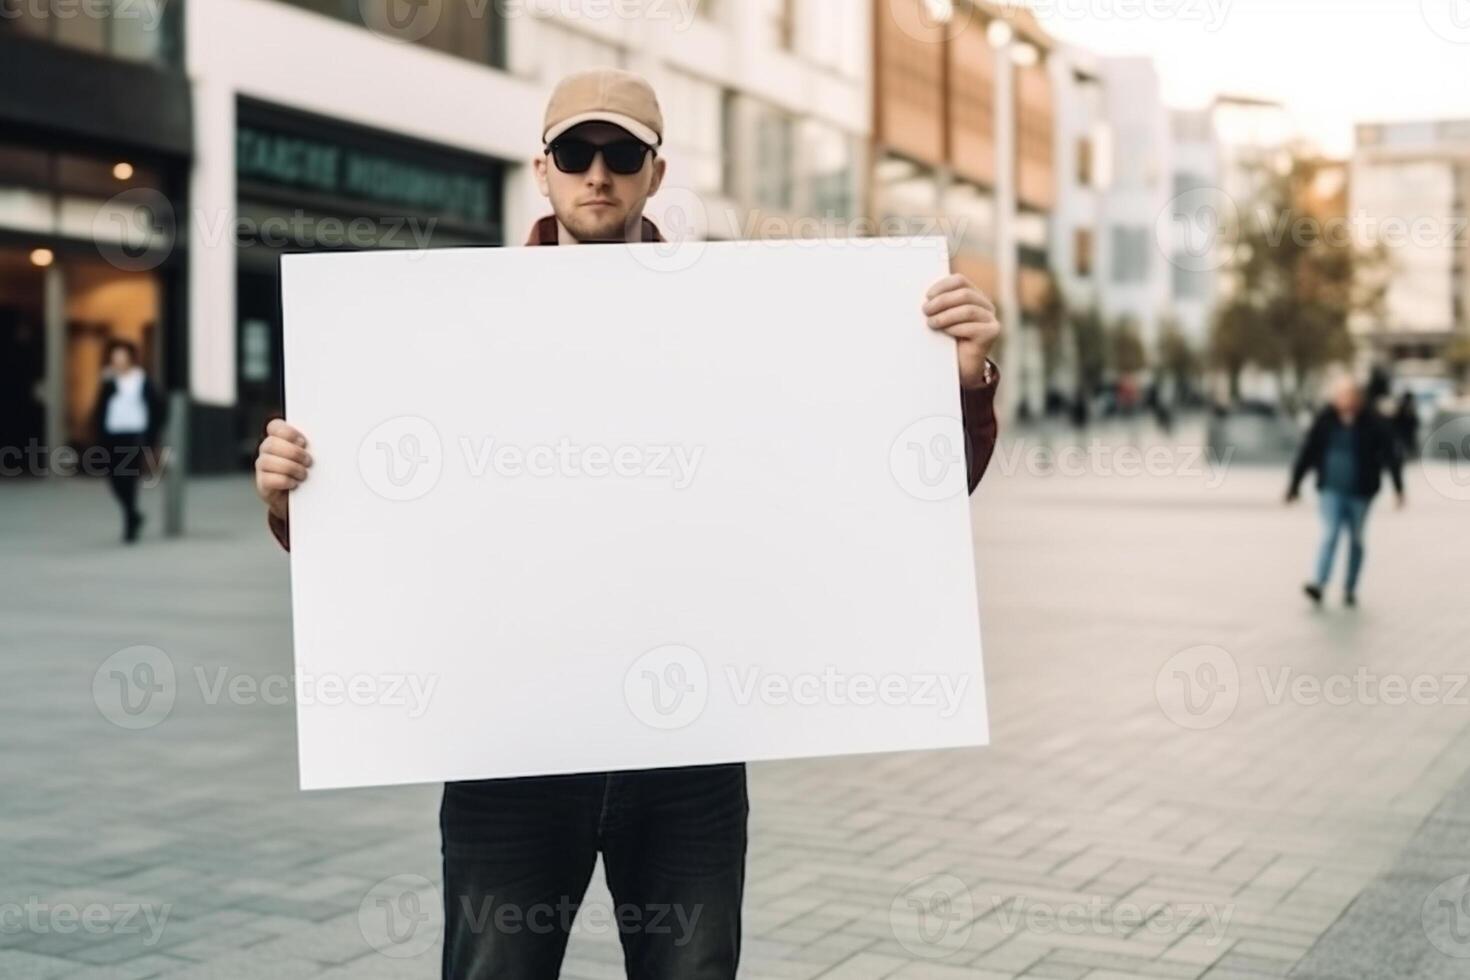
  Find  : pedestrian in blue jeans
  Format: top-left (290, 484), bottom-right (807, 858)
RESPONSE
top-left (253, 69), bottom-right (1006, 979)
top-left (1286, 375), bottom-right (1405, 607)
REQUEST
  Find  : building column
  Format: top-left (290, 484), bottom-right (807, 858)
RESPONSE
top-left (188, 78), bottom-right (236, 409)
top-left (993, 37), bottom-right (1023, 422)
top-left (43, 262), bottom-right (66, 461)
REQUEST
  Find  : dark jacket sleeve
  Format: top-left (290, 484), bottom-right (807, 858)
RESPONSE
top-left (1289, 412), bottom-right (1326, 496)
top-left (91, 380), bottom-right (114, 441)
top-left (961, 367), bottom-right (1000, 495)
top-left (268, 511), bottom-right (291, 551)
top-left (144, 377), bottom-right (170, 445)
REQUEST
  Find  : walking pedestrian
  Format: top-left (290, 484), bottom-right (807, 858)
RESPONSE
top-left (1392, 391), bottom-right (1420, 460)
top-left (251, 69), bottom-right (1005, 980)
top-left (91, 339), bottom-right (166, 543)
top-left (1286, 375), bottom-right (1405, 608)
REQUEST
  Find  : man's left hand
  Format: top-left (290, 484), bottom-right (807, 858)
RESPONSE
top-left (924, 273), bottom-right (1000, 389)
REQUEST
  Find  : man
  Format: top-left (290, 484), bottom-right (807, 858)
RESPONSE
top-left (254, 69), bottom-right (1003, 979)
top-left (1287, 374), bottom-right (1405, 608)
top-left (92, 339), bottom-right (166, 543)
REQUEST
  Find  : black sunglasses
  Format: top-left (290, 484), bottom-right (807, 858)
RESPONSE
top-left (547, 138), bottom-right (654, 176)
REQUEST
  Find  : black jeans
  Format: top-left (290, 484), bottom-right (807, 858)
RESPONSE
top-left (103, 434), bottom-right (147, 520)
top-left (440, 763), bottom-right (748, 979)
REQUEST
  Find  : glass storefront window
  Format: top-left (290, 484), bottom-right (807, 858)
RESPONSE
top-left (278, 0), bottom-right (507, 69)
top-left (0, 0), bottom-right (181, 66)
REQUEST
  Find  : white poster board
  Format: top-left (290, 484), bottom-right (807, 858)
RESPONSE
top-left (281, 237), bottom-right (987, 790)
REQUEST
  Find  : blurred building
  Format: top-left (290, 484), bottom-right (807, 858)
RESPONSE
top-left (1095, 57), bottom-right (1170, 354)
top-left (0, 3), bottom-right (190, 463)
top-left (870, 0), bottom-right (1055, 419)
top-left (1350, 119), bottom-right (1470, 389)
top-left (1166, 107), bottom-right (1220, 347)
top-left (1048, 45), bottom-right (1108, 317)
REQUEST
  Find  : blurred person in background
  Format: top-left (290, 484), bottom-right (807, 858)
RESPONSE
top-left (1393, 391), bottom-right (1420, 459)
top-left (250, 69), bottom-right (1003, 980)
top-left (1286, 374), bottom-right (1404, 608)
top-left (91, 340), bottom-right (166, 544)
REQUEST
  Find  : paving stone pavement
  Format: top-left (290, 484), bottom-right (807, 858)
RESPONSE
top-left (3, 427), bottom-right (1468, 979)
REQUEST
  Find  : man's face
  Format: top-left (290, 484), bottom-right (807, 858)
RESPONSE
top-left (534, 122), bottom-right (666, 243)
top-left (109, 347), bottom-right (135, 373)
top-left (1330, 377), bottom-right (1363, 416)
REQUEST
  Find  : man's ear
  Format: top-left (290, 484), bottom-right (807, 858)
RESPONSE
top-left (532, 155), bottom-right (551, 198)
top-left (648, 155), bottom-right (667, 197)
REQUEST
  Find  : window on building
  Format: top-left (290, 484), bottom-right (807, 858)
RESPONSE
top-left (1075, 228), bottom-right (1093, 277)
top-left (663, 72), bottom-right (726, 197)
top-left (754, 104), bottom-right (796, 211)
top-left (1111, 226), bottom-right (1150, 283)
top-left (756, 0), bottom-right (796, 51)
top-left (802, 122), bottom-right (857, 221)
top-left (278, 0), bottom-right (508, 69)
top-left (1077, 138), bottom-right (1093, 188)
top-left (0, 0), bottom-right (182, 65)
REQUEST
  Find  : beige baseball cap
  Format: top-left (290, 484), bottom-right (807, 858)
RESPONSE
top-left (542, 69), bottom-right (664, 148)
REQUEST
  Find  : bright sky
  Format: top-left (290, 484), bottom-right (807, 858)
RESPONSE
top-left (1019, 0), bottom-right (1470, 156)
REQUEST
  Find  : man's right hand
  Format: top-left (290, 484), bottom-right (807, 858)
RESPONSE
top-left (254, 419), bottom-right (313, 522)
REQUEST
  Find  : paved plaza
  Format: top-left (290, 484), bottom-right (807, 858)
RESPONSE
top-left (3, 428), bottom-right (1469, 979)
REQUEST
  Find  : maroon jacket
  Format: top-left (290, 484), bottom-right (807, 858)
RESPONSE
top-left (268, 217), bottom-right (999, 548)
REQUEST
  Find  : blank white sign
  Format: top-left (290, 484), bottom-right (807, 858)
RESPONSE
top-left (281, 237), bottom-right (987, 790)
